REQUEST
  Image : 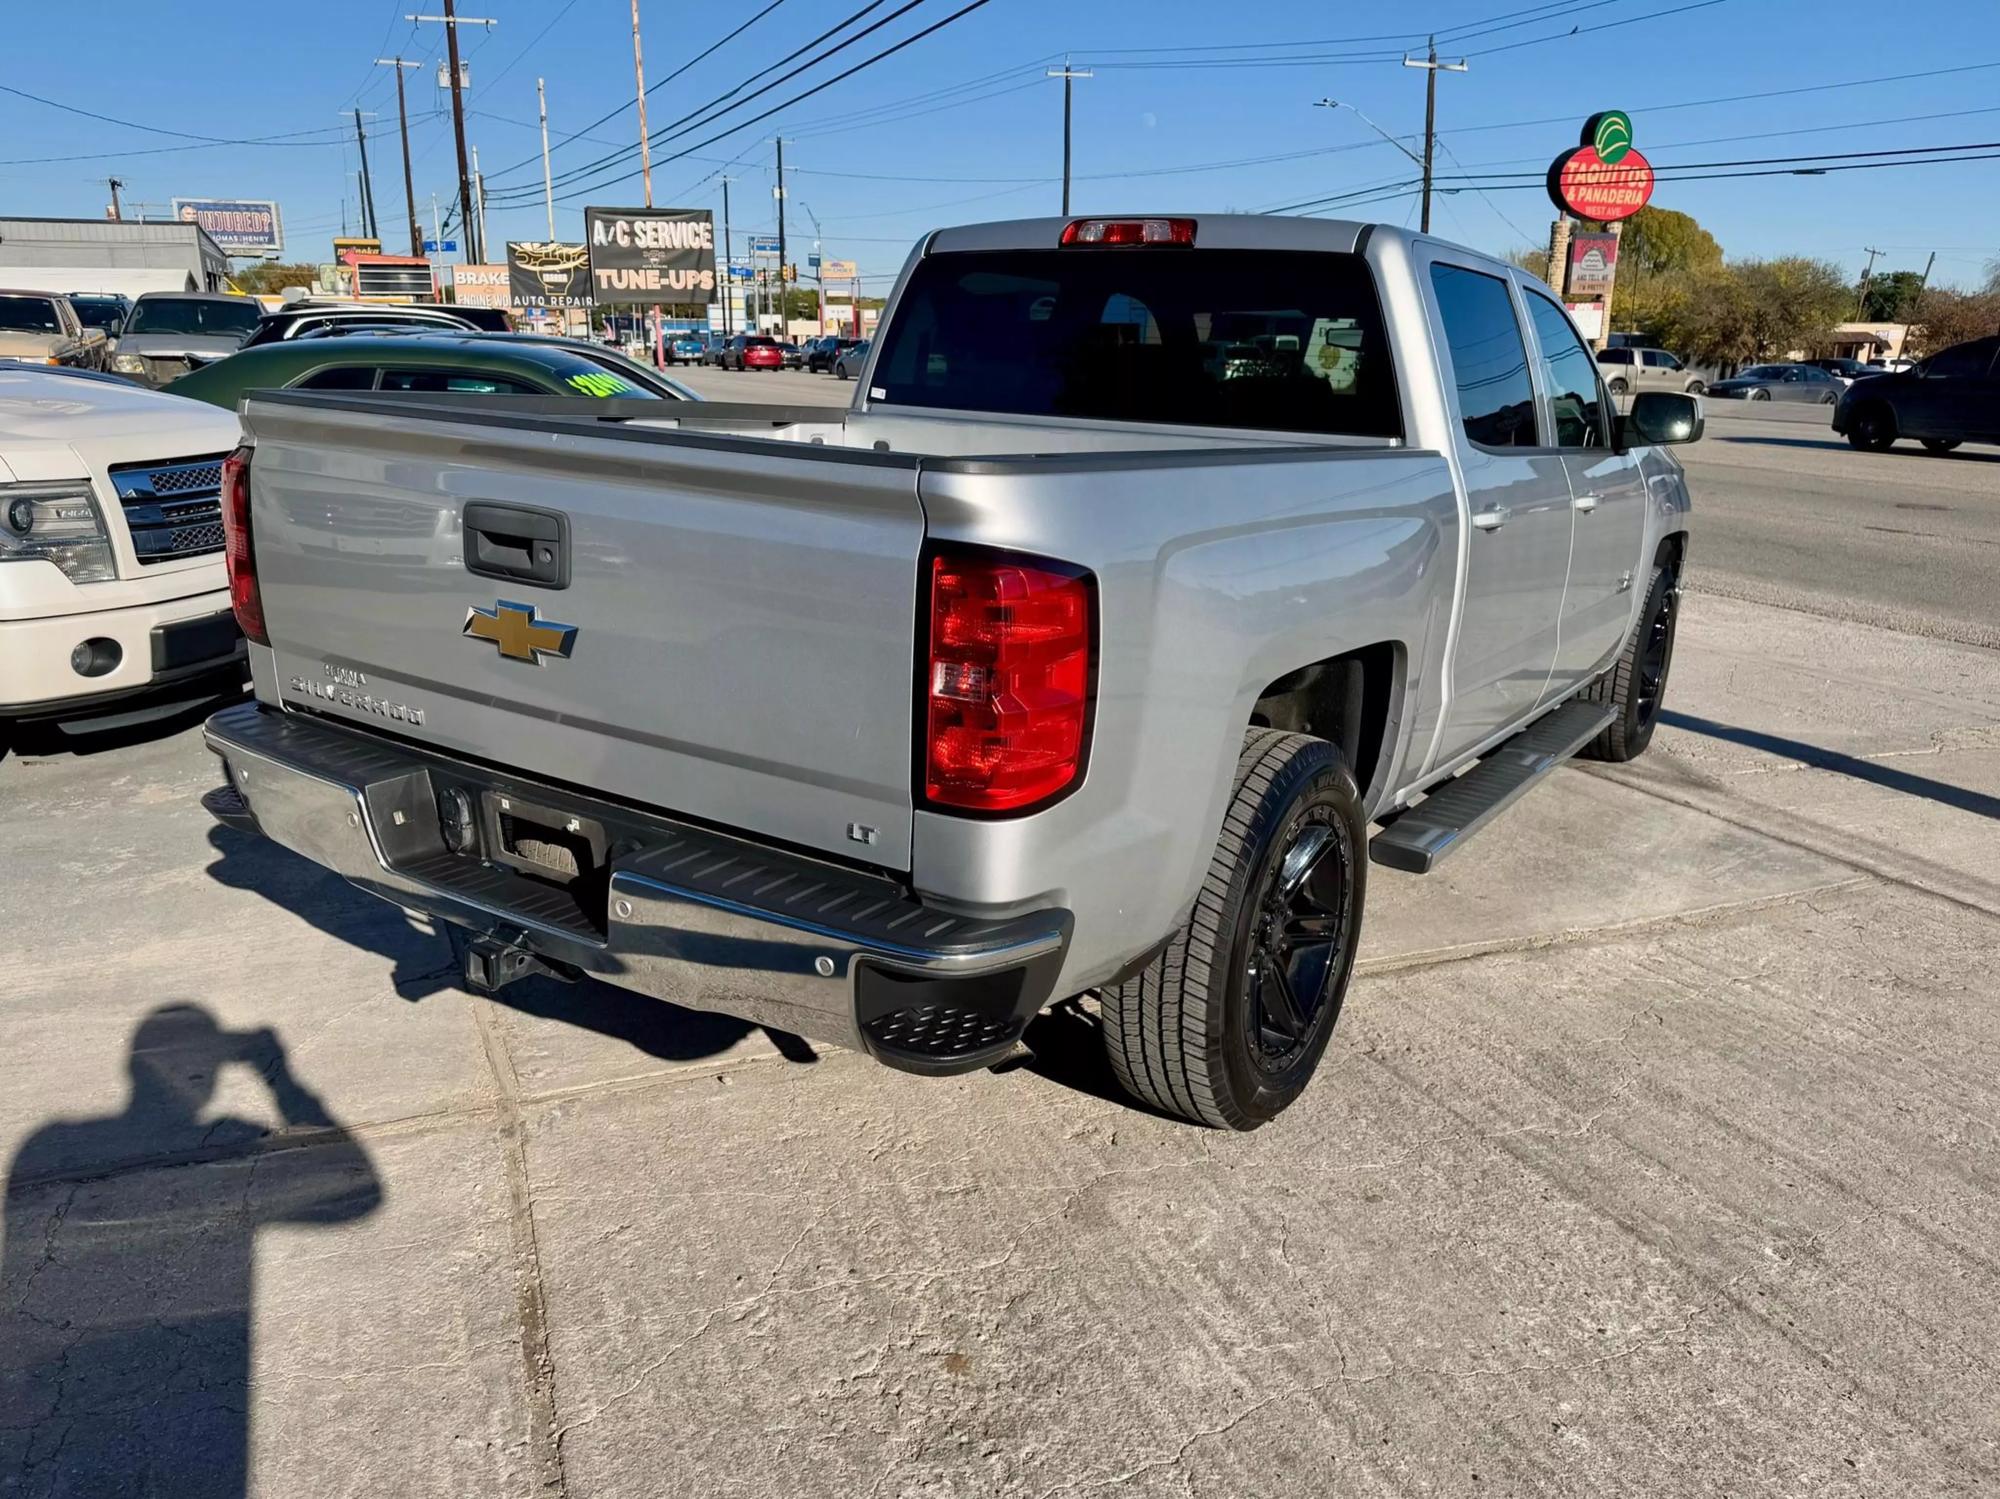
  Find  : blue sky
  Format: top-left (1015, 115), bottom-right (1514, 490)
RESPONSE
top-left (4, 0), bottom-right (1996, 294)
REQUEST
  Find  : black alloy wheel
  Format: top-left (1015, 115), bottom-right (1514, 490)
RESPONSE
top-left (1846, 403), bottom-right (1897, 451)
top-left (1242, 812), bottom-right (1354, 1072)
top-left (1633, 576), bottom-right (1677, 733)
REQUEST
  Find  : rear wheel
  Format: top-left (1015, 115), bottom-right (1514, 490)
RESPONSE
top-left (1100, 731), bottom-right (1366, 1130)
top-left (1686, 380), bottom-right (1705, 396)
top-left (1580, 563), bottom-right (1678, 762)
top-left (1846, 402), bottom-right (1897, 451)
top-left (1750, 388), bottom-right (1771, 402)
top-left (1819, 391), bottom-right (1838, 406)
top-left (1921, 438), bottom-right (1962, 455)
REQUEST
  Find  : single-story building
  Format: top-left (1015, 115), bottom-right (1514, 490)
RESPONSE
top-left (0, 217), bottom-right (230, 299)
top-left (1824, 321), bottom-right (1911, 363)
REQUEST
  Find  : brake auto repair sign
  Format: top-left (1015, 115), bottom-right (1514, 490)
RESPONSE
top-left (1547, 111), bottom-right (1655, 223)
top-left (584, 207), bottom-right (717, 304)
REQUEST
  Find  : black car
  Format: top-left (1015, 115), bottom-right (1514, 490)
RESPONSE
top-left (67, 293), bottom-right (132, 342)
top-left (241, 301), bottom-right (495, 348)
top-left (807, 335), bottom-right (863, 373)
top-left (1833, 334), bottom-right (2000, 454)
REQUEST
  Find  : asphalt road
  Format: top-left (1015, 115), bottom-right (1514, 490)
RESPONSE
top-left (1677, 408), bottom-right (2000, 649)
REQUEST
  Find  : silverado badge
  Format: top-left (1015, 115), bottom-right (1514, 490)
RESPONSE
top-left (463, 601), bottom-right (577, 665)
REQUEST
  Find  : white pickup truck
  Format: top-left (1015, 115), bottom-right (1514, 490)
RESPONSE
top-left (1, 368), bottom-right (246, 731)
top-left (203, 215), bottom-right (1701, 1129)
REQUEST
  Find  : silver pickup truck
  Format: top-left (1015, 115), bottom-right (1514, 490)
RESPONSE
top-left (202, 215), bottom-right (1700, 1129)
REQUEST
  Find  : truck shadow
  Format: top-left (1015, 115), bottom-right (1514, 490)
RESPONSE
top-left (1717, 434), bottom-right (2000, 462)
top-left (1, 672), bottom-right (247, 766)
top-left (1, 1004), bottom-right (382, 1498)
top-left (202, 823), bottom-right (819, 1067)
top-left (1658, 711), bottom-right (2000, 821)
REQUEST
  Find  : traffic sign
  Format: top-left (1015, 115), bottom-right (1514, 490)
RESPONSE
top-left (423, 239), bottom-right (459, 254)
top-left (808, 253), bottom-right (821, 270)
top-left (749, 236), bottom-right (780, 256)
top-left (727, 263), bottom-right (755, 280)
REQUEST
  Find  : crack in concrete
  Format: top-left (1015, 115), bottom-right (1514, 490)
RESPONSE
top-left (468, 1000), bottom-right (568, 1498)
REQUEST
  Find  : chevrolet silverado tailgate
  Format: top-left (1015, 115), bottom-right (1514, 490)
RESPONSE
top-left (240, 393), bottom-right (923, 869)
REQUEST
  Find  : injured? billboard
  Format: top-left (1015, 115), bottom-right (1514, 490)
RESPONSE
top-left (585, 207), bottom-right (716, 304)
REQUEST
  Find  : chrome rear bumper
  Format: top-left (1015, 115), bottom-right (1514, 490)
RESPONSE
top-left (203, 702), bottom-right (1070, 1072)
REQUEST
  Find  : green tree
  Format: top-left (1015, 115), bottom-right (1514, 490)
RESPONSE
top-left (227, 261), bottom-right (320, 295)
top-left (1859, 269), bottom-right (1925, 322)
top-left (1906, 287), bottom-right (2000, 357)
top-left (1505, 245), bottom-right (1551, 281)
top-left (1617, 206), bottom-right (1722, 278)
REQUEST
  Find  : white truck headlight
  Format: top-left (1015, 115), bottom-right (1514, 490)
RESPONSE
top-left (0, 484), bottom-right (116, 583)
top-left (112, 353), bottom-right (147, 374)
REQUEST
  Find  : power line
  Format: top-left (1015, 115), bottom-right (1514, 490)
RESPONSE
top-left (481, 0), bottom-right (802, 185)
top-left (491, 0), bottom-right (930, 200)
top-left (1078, 0), bottom-right (1612, 54)
top-left (499, 0), bottom-right (1001, 208)
top-left (0, 82), bottom-right (350, 146)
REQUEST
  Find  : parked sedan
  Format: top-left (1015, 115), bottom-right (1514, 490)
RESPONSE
top-left (830, 339), bottom-right (870, 380)
top-left (1833, 334), bottom-right (2000, 454)
top-left (1808, 357), bottom-right (1875, 386)
top-left (163, 334), bottom-right (692, 409)
top-left (1705, 363), bottom-right (1844, 404)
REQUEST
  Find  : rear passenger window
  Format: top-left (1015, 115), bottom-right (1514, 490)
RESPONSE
top-left (1430, 264), bottom-right (1538, 448)
top-left (379, 369), bottom-right (541, 394)
top-left (1525, 293), bottom-right (1606, 449)
top-left (295, 366), bottom-right (379, 391)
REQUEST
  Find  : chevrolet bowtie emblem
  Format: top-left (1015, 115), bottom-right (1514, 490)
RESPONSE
top-left (462, 600), bottom-right (577, 665)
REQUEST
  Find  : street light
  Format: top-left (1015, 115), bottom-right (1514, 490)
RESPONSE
top-left (1313, 98), bottom-right (1424, 169)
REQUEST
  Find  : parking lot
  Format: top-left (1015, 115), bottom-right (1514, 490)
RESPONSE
top-left (4, 387), bottom-right (1998, 1496)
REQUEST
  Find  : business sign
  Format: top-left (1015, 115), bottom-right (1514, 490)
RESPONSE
top-left (1564, 301), bottom-right (1604, 341)
top-left (1546, 111), bottom-right (1654, 223)
top-left (584, 206), bottom-right (716, 304)
top-left (452, 263), bottom-right (513, 310)
top-left (173, 198), bottom-right (284, 255)
top-left (1567, 233), bottom-right (1619, 297)
top-left (820, 258), bottom-right (858, 281)
top-left (507, 241), bottom-right (593, 308)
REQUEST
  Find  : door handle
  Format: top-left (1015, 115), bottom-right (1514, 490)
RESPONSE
top-left (1471, 505), bottom-right (1511, 531)
top-left (462, 502), bottom-right (570, 589)
top-left (1573, 493), bottom-right (1601, 513)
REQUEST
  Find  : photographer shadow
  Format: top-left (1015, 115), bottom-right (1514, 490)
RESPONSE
top-left (1, 1005), bottom-right (382, 1498)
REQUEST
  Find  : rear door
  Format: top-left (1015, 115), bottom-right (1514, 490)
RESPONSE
top-left (244, 395), bottom-right (926, 869)
top-left (1423, 256), bottom-right (1574, 761)
top-left (1523, 287), bottom-right (1647, 686)
top-left (1909, 338), bottom-right (2000, 438)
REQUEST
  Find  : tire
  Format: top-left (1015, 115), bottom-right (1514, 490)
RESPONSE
top-left (1607, 377), bottom-right (1628, 396)
top-left (1686, 380), bottom-right (1705, 396)
top-left (1921, 438), bottom-right (1962, 455)
top-left (1845, 402), bottom-right (1897, 451)
top-left (1100, 731), bottom-right (1366, 1130)
top-left (1579, 562), bottom-right (1679, 762)
top-left (1819, 392), bottom-right (1838, 406)
top-left (1750, 388), bottom-right (1771, 402)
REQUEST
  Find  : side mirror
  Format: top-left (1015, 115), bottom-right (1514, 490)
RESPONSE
top-left (1619, 390), bottom-right (1703, 448)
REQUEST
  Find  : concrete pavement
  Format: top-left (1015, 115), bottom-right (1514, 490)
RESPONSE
top-left (4, 579), bottom-right (1998, 1495)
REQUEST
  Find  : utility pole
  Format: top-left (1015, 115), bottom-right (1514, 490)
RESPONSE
top-left (775, 137), bottom-right (788, 336)
top-left (1403, 37), bottom-right (1467, 234)
top-left (720, 176), bottom-right (734, 338)
top-left (105, 178), bottom-right (125, 221)
top-left (1915, 250), bottom-right (1937, 297)
top-left (537, 77), bottom-right (556, 239)
top-left (409, 6), bottom-right (496, 264)
top-left (1855, 245), bottom-right (1885, 318)
top-left (472, 145), bottom-right (489, 264)
top-left (631, 0), bottom-right (653, 203)
top-left (1046, 59), bottom-right (1092, 215)
top-left (353, 110), bottom-right (380, 240)
top-left (376, 59), bottom-right (423, 256)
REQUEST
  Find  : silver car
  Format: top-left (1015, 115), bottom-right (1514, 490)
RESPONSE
top-left (1706, 363), bottom-right (1843, 404)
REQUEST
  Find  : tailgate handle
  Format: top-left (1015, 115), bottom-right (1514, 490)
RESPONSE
top-left (462, 502), bottom-right (569, 589)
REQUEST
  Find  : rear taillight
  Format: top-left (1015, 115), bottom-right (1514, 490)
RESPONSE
top-left (922, 548), bottom-right (1095, 814)
top-left (1059, 217), bottom-right (1196, 247)
top-left (219, 444), bottom-right (268, 646)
